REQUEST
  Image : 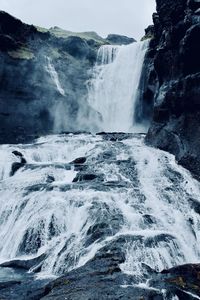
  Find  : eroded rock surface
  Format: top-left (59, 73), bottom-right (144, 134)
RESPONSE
top-left (145, 0), bottom-right (200, 179)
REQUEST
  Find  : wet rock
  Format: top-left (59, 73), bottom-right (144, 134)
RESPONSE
top-left (13, 151), bottom-right (27, 164)
top-left (85, 222), bottom-right (113, 246)
top-left (188, 198), bottom-right (200, 214)
top-left (46, 175), bottom-right (55, 183)
top-left (23, 183), bottom-right (53, 195)
top-left (18, 225), bottom-right (44, 255)
top-left (10, 162), bottom-right (25, 176)
top-left (12, 150), bottom-right (23, 157)
top-left (0, 253), bottom-right (46, 272)
top-left (72, 173), bottom-right (102, 182)
top-left (97, 132), bottom-right (135, 141)
top-left (71, 157), bottom-right (87, 164)
top-left (40, 241), bottom-right (163, 300)
top-left (10, 151), bottom-right (27, 176)
top-left (0, 281), bottom-right (21, 290)
top-left (161, 264), bottom-right (200, 298)
top-left (0, 275), bottom-right (50, 300)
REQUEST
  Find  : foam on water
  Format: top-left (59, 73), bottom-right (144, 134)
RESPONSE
top-left (0, 134), bottom-right (200, 285)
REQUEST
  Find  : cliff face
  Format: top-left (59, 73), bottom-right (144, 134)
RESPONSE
top-left (0, 12), bottom-right (99, 143)
top-left (0, 11), bottom-right (134, 144)
top-left (145, 0), bottom-right (200, 178)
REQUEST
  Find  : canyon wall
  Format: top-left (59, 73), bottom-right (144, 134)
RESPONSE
top-left (145, 0), bottom-right (200, 178)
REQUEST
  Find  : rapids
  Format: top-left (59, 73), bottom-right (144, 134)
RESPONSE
top-left (0, 133), bottom-right (199, 285)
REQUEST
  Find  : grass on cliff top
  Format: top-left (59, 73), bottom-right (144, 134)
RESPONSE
top-left (36, 26), bottom-right (105, 44)
top-left (8, 46), bottom-right (34, 60)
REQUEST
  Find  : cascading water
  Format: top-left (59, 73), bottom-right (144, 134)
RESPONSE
top-left (87, 41), bottom-right (149, 133)
top-left (0, 133), bottom-right (200, 289)
top-left (0, 40), bottom-right (200, 300)
top-left (46, 57), bottom-right (65, 96)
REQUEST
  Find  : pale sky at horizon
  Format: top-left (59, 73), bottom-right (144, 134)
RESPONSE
top-left (0, 0), bottom-right (156, 40)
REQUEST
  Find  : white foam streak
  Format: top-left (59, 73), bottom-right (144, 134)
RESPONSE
top-left (46, 57), bottom-right (65, 96)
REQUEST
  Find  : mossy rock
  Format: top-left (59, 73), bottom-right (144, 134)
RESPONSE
top-left (8, 46), bottom-right (34, 60)
top-left (37, 25), bottom-right (106, 45)
top-left (141, 33), bottom-right (154, 41)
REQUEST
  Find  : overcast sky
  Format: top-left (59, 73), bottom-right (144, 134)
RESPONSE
top-left (0, 0), bottom-right (156, 40)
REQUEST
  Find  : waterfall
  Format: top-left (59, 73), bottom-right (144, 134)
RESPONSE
top-left (87, 41), bottom-right (149, 133)
top-left (0, 134), bottom-right (200, 283)
top-left (46, 57), bottom-right (65, 96)
top-left (1, 38), bottom-right (200, 299)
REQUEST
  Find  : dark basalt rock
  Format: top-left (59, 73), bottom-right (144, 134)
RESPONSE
top-left (0, 11), bottom-right (37, 41)
top-left (10, 151), bottom-right (27, 176)
top-left (46, 175), bottom-right (55, 183)
top-left (97, 132), bottom-right (136, 141)
top-left (10, 162), bottom-right (25, 176)
top-left (40, 240), bottom-right (163, 300)
top-left (71, 156), bottom-right (87, 164)
top-left (0, 34), bottom-right (18, 51)
top-left (12, 150), bottom-right (24, 157)
top-left (160, 264), bottom-right (200, 298)
top-left (73, 173), bottom-right (101, 182)
top-left (0, 281), bottom-right (21, 290)
top-left (0, 253), bottom-right (46, 272)
top-left (0, 274), bottom-right (50, 300)
top-left (145, 0), bottom-right (200, 179)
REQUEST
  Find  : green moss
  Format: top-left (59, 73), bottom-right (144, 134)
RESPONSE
top-left (141, 33), bottom-right (154, 41)
top-left (8, 47), bottom-right (34, 60)
top-left (36, 26), bottom-right (49, 33)
top-left (167, 276), bottom-right (186, 288)
top-left (52, 279), bottom-right (70, 288)
top-left (50, 48), bottom-right (61, 59)
top-left (36, 25), bottom-right (106, 44)
top-left (49, 27), bottom-right (105, 43)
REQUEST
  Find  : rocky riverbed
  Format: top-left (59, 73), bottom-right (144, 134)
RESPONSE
top-left (0, 133), bottom-right (200, 299)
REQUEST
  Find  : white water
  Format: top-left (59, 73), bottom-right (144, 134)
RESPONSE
top-left (0, 134), bottom-right (200, 283)
top-left (0, 40), bottom-right (199, 299)
top-left (46, 57), bottom-right (65, 96)
top-left (87, 41), bottom-right (149, 133)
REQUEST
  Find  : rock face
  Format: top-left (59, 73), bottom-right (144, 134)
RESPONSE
top-left (106, 34), bottom-right (136, 45)
top-left (0, 11), bottom-right (101, 144)
top-left (0, 11), bottom-right (135, 144)
top-left (145, 0), bottom-right (200, 179)
top-left (40, 243), bottom-right (163, 300)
